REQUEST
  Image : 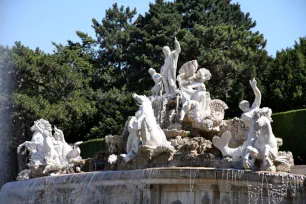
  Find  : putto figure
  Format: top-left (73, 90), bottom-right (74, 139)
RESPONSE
top-left (161, 37), bottom-right (181, 97)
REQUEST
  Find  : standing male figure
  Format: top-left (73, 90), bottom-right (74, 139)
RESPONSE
top-left (161, 37), bottom-right (181, 97)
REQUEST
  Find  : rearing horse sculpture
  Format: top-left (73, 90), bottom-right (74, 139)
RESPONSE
top-left (125, 93), bottom-right (170, 162)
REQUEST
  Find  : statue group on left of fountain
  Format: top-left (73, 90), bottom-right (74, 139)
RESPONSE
top-left (17, 119), bottom-right (83, 180)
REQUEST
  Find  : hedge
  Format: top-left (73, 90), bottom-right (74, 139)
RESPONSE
top-left (78, 109), bottom-right (306, 159)
top-left (272, 109), bottom-right (306, 158)
top-left (79, 138), bottom-right (107, 159)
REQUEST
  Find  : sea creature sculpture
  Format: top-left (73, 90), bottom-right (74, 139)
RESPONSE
top-left (17, 119), bottom-right (84, 180)
top-left (213, 79), bottom-right (289, 172)
top-left (124, 93), bottom-right (174, 162)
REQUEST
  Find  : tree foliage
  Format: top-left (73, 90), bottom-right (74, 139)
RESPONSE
top-left (1, 0), bottom-right (305, 144)
top-left (265, 37), bottom-right (306, 112)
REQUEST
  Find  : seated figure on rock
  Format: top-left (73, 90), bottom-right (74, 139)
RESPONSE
top-left (177, 60), bottom-right (228, 131)
top-left (180, 84), bottom-right (210, 123)
top-left (53, 127), bottom-right (83, 165)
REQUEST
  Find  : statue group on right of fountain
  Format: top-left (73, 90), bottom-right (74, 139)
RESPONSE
top-left (212, 78), bottom-right (290, 172)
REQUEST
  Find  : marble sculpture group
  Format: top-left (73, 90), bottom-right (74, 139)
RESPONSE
top-left (17, 37), bottom-right (292, 180)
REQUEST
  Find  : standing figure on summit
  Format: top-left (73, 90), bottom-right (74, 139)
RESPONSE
top-left (161, 37), bottom-right (181, 97)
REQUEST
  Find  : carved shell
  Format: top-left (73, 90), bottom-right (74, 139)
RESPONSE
top-left (178, 60), bottom-right (198, 78)
top-left (209, 99), bottom-right (228, 125)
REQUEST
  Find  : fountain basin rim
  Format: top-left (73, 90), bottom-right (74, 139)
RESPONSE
top-left (2, 167), bottom-right (305, 190)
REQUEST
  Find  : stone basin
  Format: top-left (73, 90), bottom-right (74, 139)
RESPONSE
top-left (0, 167), bottom-right (305, 203)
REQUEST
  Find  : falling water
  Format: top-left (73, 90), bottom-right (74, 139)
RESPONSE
top-left (246, 172), bottom-right (306, 204)
top-left (150, 96), bottom-right (181, 130)
top-left (0, 169), bottom-right (164, 204)
top-left (0, 58), bottom-right (16, 187)
top-left (150, 96), bottom-right (166, 126)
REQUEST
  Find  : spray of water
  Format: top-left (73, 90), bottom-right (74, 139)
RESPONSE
top-left (0, 52), bottom-right (16, 188)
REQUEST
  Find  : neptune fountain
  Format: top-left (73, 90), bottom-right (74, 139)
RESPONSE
top-left (0, 37), bottom-right (304, 203)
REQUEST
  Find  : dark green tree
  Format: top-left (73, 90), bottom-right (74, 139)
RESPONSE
top-left (9, 42), bottom-right (96, 142)
top-left (266, 37), bottom-right (306, 112)
top-left (91, 3), bottom-right (137, 90)
top-left (128, 0), bottom-right (269, 116)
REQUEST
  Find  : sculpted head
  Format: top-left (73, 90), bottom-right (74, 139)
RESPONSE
top-left (132, 93), bottom-right (144, 105)
top-left (132, 93), bottom-right (151, 108)
top-left (148, 68), bottom-right (156, 76)
top-left (162, 46), bottom-right (171, 57)
top-left (30, 119), bottom-right (44, 132)
top-left (239, 100), bottom-right (250, 113)
top-left (196, 68), bottom-right (211, 82)
top-left (254, 107), bottom-right (272, 121)
top-left (30, 119), bottom-right (51, 134)
top-left (53, 126), bottom-right (64, 141)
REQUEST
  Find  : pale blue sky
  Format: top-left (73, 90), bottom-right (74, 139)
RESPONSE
top-left (0, 0), bottom-right (305, 56)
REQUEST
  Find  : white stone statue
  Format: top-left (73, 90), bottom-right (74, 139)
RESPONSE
top-left (126, 116), bottom-right (141, 153)
top-left (212, 79), bottom-right (289, 172)
top-left (213, 108), bottom-right (285, 172)
top-left (149, 68), bottom-right (163, 96)
top-left (177, 60), bottom-right (211, 89)
top-left (161, 37), bottom-right (181, 97)
top-left (17, 119), bottom-right (83, 180)
top-left (180, 84), bottom-right (209, 122)
top-left (17, 119), bottom-right (58, 169)
top-left (177, 60), bottom-right (227, 131)
top-left (177, 60), bottom-right (212, 105)
top-left (53, 127), bottom-right (83, 164)
top-left (246, 108), bottom-right (278, 171)
top-left (124, 93), bottom-right (173, 162)
top-left (239, 78), bottom-right (262, 168)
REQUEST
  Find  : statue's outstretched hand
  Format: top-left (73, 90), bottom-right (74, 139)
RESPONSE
top-left (249, 78), bottom-right (257, 88)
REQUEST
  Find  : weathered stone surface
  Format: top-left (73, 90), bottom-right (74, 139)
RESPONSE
top-left (105, 135), bottom-right (124, 154)
top-left (275, 151), bottom-right (294, 172)
top-left (219, 117), bottom-right (248, 148)
top-left (164, 128), bottom-right (190, 139)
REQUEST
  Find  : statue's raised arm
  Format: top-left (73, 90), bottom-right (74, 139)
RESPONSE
top-left (250, 78), bottom-right (261, 109)
top-left (174, 37), bottom-right (181, 55)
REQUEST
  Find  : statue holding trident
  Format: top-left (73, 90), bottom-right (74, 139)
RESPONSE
top-left (161, 37), bottom-right (181, 97)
